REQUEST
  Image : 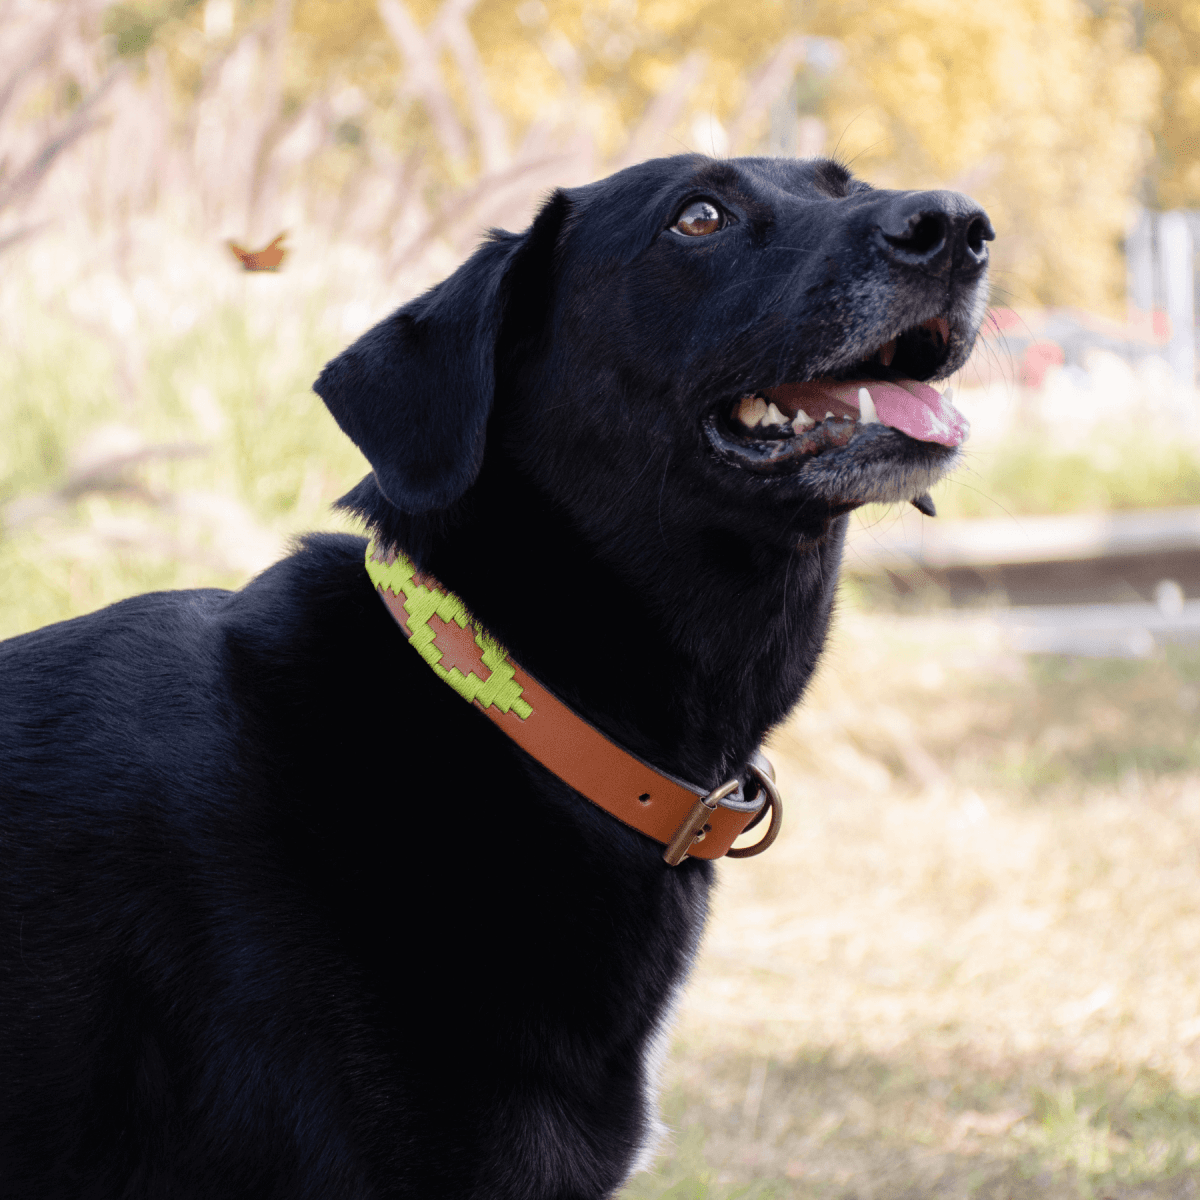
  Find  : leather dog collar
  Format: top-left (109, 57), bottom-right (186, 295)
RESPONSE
top-left (364, 540), bottom-right (781, 864)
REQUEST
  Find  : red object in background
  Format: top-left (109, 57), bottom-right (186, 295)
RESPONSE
top-left (1125, 308), bottom-right (1172, 342)
top-left (227, 232), bottom-right (288, 272)
top-left (1018, 340), bottom-right (1066, 388)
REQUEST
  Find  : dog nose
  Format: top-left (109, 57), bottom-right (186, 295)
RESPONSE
top-left (875, 190), bottom-right (994, 276)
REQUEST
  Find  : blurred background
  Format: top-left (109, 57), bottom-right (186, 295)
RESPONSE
top-left (3, 0), bottom-right (1200, 1194)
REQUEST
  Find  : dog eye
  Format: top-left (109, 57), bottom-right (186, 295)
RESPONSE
top-left (672, 200), bottom-right (726, 237)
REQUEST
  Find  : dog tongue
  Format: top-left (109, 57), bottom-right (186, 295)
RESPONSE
top-left (768, 379), bottom-right (970, 448)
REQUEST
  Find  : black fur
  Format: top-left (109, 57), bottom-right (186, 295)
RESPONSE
top-left (0, 156), bottom-right (990, 1198)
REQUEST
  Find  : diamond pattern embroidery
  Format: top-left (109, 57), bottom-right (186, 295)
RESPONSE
top-left (365, 541), bottom-right (532, 719)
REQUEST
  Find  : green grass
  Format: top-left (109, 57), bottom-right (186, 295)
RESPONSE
top-left (625, 1052), bottom-right (1200, 1199)
top-left (0, 289), bottom-right (369, 640)
top-left (935, 434), bottom-right (1200, 520)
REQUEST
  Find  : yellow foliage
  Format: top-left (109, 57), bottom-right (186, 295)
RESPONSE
top-left (133, 0), bottom-right (1162, 308)
top-left (1146, 0), bottom-right (1200, 209)
top-left (805, 0), bottom-right (1159, 308)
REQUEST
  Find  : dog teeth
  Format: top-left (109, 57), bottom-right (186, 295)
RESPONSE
top-left (824, 411), bottom-right (834, 420)
top-left (762, 401), bottom-right (788, 426)
top-left (736, 395), bottom-right (768, 428)
top-left (878, 339), bottom-right (896, 367)
top-left (792, 409), bottom-right (815, 429)
top-left (857, 387), bottom-right (879, 425)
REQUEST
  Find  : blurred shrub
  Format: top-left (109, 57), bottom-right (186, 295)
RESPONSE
top-left (0, 284), bottom-right (367, 640)
top-left (940, 433), bottom-right (1200, 518)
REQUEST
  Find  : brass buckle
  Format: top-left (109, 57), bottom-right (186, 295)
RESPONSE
top-left (662, 757), bottom-right (782, 866)
top-left (662, 779), bottom-right (742, 866)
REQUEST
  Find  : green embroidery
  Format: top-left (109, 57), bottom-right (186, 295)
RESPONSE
top-left (365, 541), bottom-right (532, 720)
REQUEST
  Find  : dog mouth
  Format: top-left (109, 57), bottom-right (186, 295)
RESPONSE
top-left (703, 317), bottom-right (969, 477)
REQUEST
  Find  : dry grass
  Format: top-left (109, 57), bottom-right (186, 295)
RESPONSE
top-left (624, 609), bottom-right (1200, 1198)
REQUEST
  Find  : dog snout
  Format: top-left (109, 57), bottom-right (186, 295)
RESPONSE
top-left (874, 190), bottom-right (994, 277)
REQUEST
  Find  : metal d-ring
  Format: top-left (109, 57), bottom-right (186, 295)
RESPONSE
top-left (725, 762), bottom-right (783, 858)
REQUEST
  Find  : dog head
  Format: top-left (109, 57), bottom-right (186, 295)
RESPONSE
top-left (316, 155), bottom-right (992, 554)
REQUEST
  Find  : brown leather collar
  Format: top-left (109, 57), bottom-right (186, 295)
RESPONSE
top-left (365, 540), bottom-right (781, 864)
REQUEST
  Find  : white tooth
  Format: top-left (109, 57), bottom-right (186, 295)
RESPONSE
top-left (763, 401), bottom-right (787, 426)
top-left (793, 409), bottom-right (815, 429)
top-left (857, 387), bottom-right (879, 424)
top-left (878, 339), bottom-right (896, 367)
top-left (824, 411), bottom-right (834, 420)
top-left (736, 395), bottom-right (768, 428)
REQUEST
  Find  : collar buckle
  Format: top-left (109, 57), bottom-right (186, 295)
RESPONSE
top-left (662, 759), bottom-right (783, 866)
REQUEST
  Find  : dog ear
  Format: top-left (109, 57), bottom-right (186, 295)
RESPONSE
top-left (314, 192), bottom-right (569, 513)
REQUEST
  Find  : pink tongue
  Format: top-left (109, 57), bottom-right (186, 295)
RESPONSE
top-left (781, 379), bottom-right (969, 447)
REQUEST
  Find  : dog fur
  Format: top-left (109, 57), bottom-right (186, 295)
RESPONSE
top-left (0, 155), bottom-right (990, 1198)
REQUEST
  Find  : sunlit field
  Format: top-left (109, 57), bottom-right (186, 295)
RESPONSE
top-left (629, 616), bottom-right (1200, 1198)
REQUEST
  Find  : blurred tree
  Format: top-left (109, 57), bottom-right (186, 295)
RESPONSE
top-left (287, 0), bottom-right (1163, 308)
top-left (805, 0), bottom-right (1159, 310)
top-left (1143, 0), bottom-right (1200, 209)
top-left (97, 0), bottom-right (1159, 308)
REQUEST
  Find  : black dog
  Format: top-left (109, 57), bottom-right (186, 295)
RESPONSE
top-left (0, 155), bottom-right (991, 1198)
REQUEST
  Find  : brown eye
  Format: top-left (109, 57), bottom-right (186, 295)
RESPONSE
top-left (673, 200), bottom-right (725, 236)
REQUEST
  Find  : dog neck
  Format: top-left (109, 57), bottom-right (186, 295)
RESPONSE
top-left (344, 467), bottom-right (845, 793)
top-left (363, 538), bottom-right (773, 860)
